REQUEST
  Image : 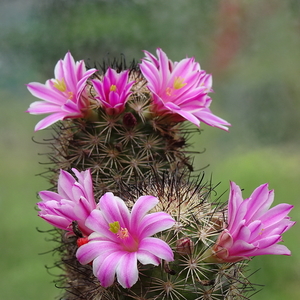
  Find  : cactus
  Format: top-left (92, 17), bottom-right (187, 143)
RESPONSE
top-left (27, 49), bottom-right (294, 300)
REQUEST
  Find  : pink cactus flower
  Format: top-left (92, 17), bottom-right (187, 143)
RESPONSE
top-left (92, 68), bottom-right (135, 115)
top-left (139, 48), bottom-right (230, 130)
top-left (37, 168), bottom-right (96, 236)
top-left (76, 192), bottom-right (175, 288)
top-left (210, 181), bottom-right (295, 263)
top-left (27, 52), bottom-right (97, 131)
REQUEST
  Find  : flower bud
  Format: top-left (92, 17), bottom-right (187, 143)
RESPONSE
top-left (77, 237), bottom-right (89, 247)
top-left (176, 237), bottom-right (194, 256)
top-left (123, 112), bottom-right (137, 128)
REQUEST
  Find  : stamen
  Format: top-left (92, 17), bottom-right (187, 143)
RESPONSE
top-left (109, 221), bottom-right (130, 239)
top-left (117, 227), bottom-right (130, 239)
top-left (166, 87), bottom-right (173, 96)
top-left (53, 78), bottom-right (67, 92)
top-left (110, 84), bottom-right (117, 92)
top-left (173, 77), bottom-right (187, 90)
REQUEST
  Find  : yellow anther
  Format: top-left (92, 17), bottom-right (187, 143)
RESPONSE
top-left (110, 84), bottom-right (117, 92)
top-left (53, 78), bottom-right (67, 92)
top-left (173, 77), bottom-right (187, 90)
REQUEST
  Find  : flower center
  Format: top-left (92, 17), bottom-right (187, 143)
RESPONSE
top-left (110, 84), bottom-right (117, 92)
top-left (165, 77), bottom-right (187, 97)
top-left (53, 78), bottom-right (74, 99)
top-left (173, 77), bottom-right (187, 90)
top-left (109, 221), bottom-right (138, 252)
top-left (53, 78), bottom-right (67, 92)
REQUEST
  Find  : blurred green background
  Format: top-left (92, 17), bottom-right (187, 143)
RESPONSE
top-left (1, 0), bottom-right (299, 299)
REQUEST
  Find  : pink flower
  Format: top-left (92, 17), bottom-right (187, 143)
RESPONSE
top-left (27, 52), bottom-right (97, 131)
top-left (140, 48), bottom-right (230, 130)
top-left (92, 68), bottom-right (135, 115)
top-left (76, 192), bottom-right (175, 288)
top-left (37, 168), bottom-right (96, 236)
top-left (211, 182), bottom-right (295, 263)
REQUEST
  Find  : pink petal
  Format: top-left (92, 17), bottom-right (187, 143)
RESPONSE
top-left (130, 195), bottom-right (159, 227)
top-left (97, 251), bottom-right (129, 288)
top-left (250, 244), bottom-right (291, 256)
top-left (39, 214), bottom-right (71, 231)
top-left (26, 101), bottom-right (62, 114)
top-left (244, 184), bottom-right (273, 221)
top-left (194, 108), bottom-right (231, 131)
top-left (99, 192), bottom-right (130, 228)
top-left (164, 102), bottom-right (200, 126)
top-left (74, 197), bottom-right (94, 220)
top-left (139, 237), bottom-right (174, 262)
top-left (254, 235), bottom-right (282, 249)
top-left (140, 60), bottom-right (161, 90)
top-left (229, 239), bottom-right (256, 257)
top-left (73, 169), bottom-right (95, 206)
top-left (259, 204), bottom-right (294, 228)
top-left (137, 250), bottom-right (161, 266)
top-left (27, 82), bottom-right (65, 105)
top-left (85, 209), bottom-right (119, 242)
top-left (76, 68), bottom-right (97, 99)
top-left (138, 212), bottom-right (175, 239)
top-left (38, 191), bottom-right (63, 202)
top-left (76, 240), bottom-right (117, 265)
top-left (116, 252), bottom-right (138, 288)
top-left (63, 52), bottom-right (77, 92)
top-left (57, 170), bottom-right (76, 199)
top-left (34, 112), bottom-right (67, 131)
top-left (54, 59), bottom-right (64, 81)
top-left (227, 182), bottom-right (243, 228)
top-left (157, 48), bottom-right (170, 87)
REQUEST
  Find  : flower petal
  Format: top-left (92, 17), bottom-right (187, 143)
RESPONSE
top-left (130, 195), bottom-right (159, 227)
top-left (139, 237), bottom-right (174, 262)
top-left (138, 212), bottom-right (175, 239)
top-left (116, 252), bottom-right (138, 288)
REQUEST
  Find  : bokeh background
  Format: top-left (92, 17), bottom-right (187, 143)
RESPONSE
top-left (1, 0), bottom-right (300, 299)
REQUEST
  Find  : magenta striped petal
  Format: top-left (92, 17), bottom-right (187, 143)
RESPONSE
top-left (138, 212), bottom-right (175, 239)
top-left (130, 195), bottom-right (158, 227)
top-left (85, 209), bottom-right (119, 243)
top-left (97, 251), bottom-right (129, 288)
top-left (244, 184), bottom-right (273, 221)
top-left (77, 240), bottom-right (119, 265)
top-left (139, 237), bottom-right (174, 262)
top-left (137, 250), bottom-right (161, 266)
top-left (39, 191), bottom-right (63, 202)
top-left (27, 82), bottom-right (66, 105)
top-left (259, 204), bottom-right (294, 227)
top-left (27, 101), bottom-right (64, 114)
top-left (98, 192), bottom-right (130, 228)
top-left (116, 252), bottom-right (138, 288)
top-left (34, 112), bottom-right (68, 131)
